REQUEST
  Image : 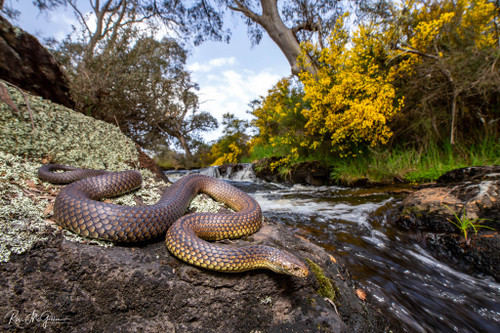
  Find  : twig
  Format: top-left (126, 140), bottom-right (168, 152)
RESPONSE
top-left (324, 297), bottom-right (339, 315)
top-left (0, 79), bottom-right (36, 130)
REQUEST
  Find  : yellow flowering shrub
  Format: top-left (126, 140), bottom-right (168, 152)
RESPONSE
top-left (298, 17), bottom-right (403, 156)
top-left (249, 77), bottom-right (309, 168)
top-left (211, 142), bottom-right (242, 165)
top-left (208, 113), bottom-right (250, 166)
top-left (395, 0), bottom-right (498, 73)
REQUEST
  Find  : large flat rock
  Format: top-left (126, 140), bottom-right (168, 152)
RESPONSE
top-left (0, 218), bottom-right (395, 332)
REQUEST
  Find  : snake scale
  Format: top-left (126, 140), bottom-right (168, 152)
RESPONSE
top-left (38, 164), bottom-right (308, 277)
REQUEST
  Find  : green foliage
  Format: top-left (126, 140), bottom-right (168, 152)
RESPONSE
top-left (443, 205), bottom-right (494, 244)
top-left (207, 113), bottom-right (251, 166)
top-left (383, 0), bottom-right (500, 145)
top-left (54, 30), bottom-right (217, 157)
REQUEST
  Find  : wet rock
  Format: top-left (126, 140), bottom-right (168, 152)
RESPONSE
top-left (0, 218), bottom-right (397, 332)
top-left (396, 166), bottom-right (500, 281)
top-left (0, 16), bottom-right (74, 108)
top-left (254, 158), bottom-right (330, 186)
top-left (216, 163), bottom-right (247, 176)
top-left (425, 232), bottom-right (500, 281)
top-left (253, 157), bottom-right (284, 184)
top-left (436, 165), bottom-right (500, 184)
top-left (288, 161), bottom-right (330, 186)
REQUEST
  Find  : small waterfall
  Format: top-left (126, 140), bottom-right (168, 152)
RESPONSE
top-left (196, 164), bottom-right (258, 182)
top-left (200, 166), bottom-right (221, 178)
top-left (231, 164), bottom-right (257, 182)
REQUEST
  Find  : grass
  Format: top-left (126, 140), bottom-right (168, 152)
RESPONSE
top-left (329, 138), bottom-right (499, 184)
top-left (242, 143), bottom-right (287, 163)
top-left (444, 205), bottom-right (494, 244)
top-left (246, 137), bottom-right (499, 185)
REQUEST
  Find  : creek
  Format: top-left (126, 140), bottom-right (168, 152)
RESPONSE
top-left (165, 165), bottom-right (500, 333)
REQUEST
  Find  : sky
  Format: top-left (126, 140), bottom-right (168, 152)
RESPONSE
top-left (10, 2), bottom-right (292, 143)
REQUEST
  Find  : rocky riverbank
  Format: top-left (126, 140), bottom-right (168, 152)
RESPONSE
top-left (396, 166), bottom-right (500, 281)
top-left (0, 86), bottom-right (397, 332)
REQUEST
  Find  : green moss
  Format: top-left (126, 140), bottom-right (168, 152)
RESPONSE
top-left (306, 259), bottom-right (339, 303)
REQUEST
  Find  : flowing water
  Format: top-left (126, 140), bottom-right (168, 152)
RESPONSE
top-left (165, 165), bottom-right (500, 333)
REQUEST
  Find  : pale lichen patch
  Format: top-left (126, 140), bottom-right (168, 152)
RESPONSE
top-left (190, 194), bottom-right (227, 213)
top-left (0, 85), bottom-right (138, 171)
top-left (0, 152), bottom-right (57, 261)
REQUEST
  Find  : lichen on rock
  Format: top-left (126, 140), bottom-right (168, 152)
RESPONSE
top-left (0, 84), bottom-right (138, 171)
top-left (0, 151), bottom-right (56, 261)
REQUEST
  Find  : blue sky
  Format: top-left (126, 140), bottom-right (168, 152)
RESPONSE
top-left (12, 2), bottom-right (292, 142)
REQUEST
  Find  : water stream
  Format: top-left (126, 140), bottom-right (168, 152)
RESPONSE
top-left (165, 165), bottom-right (500, 332)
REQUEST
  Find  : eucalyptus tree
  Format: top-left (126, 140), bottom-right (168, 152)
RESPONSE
top-left (34, 0), bottom-right (344, 75)
top-left (33, 0), bottom-right (230, 59)
top-left (54, 28), bottom-right (217, 156)
top-left (223, 0), bottom-right (344, 74)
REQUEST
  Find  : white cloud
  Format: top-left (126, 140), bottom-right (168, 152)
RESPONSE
top-left (188, 57), bottom-right (237, 73)
top-left (189, 59), bottom-right (282, 141)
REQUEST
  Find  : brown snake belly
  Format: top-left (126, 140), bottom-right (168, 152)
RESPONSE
top-left (38, 164), bottom-right (308, 277)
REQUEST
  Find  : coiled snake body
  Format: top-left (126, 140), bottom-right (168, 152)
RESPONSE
top-left (38, 164), bottom-right (308, 277)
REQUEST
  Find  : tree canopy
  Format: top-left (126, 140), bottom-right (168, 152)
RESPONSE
top-left (238, 0), bottom-right (499, 170)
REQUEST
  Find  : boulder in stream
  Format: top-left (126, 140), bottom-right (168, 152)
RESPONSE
top-left (0, 215), bottom-right (396, 332)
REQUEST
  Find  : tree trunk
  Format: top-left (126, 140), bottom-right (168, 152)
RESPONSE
top-left (230, 0), bottom-right (317, 75)
top-left (260, 17), bottom-right (312, 75)
top-left (176, 134), bottom-right (193, 158)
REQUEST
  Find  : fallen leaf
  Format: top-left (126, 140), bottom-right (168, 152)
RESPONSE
top-left (329, 255), bottom-right (337, 263)
top-left (355, 288), bottom-right (367, 301)
top-left (43, 203), bottom-right (54, 217)
top-left (25, 179), bottom-right (37, 190)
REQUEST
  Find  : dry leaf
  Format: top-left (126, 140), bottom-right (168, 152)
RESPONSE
top-left (355, 289), bottom-right (367, 301)
top-left (43, 203), bottom-right (54, 217)
top-left (25, 179), bottom-right (37, 189)
top-left (329, 255), bottom-right (337, 263)
top-left (0, 82), bottom-right (20, 112)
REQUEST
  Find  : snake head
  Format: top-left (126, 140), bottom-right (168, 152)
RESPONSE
top-left (266, 247), bottom-right (309, 278)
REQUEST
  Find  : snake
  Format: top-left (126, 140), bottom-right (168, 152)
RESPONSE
top-left (38, 164), bottom-right (309, 277)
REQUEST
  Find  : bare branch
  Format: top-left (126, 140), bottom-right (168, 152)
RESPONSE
top-left (229, 0), bottom-right (262, 24)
